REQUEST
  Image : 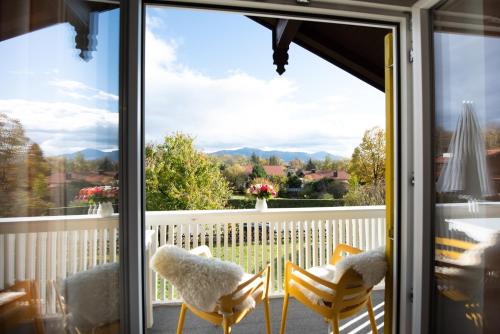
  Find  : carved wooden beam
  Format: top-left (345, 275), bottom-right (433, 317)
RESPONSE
top-left (272, 19), bottom-right (301, 75)
top-left (65, 0), bottom-right (98, 61)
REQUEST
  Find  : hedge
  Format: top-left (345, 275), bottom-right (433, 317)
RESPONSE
top-left (227, 198), bottom-right (345, 209)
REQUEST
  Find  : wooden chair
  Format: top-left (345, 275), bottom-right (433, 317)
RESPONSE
top-left (280, 244), bottom-right (378, 334)
top-left (176, 264), bottom-right (271, 334)
top-left (0, 280), bottom-right (44, 334)
top-left (434, 237), bottom-right (483, 328)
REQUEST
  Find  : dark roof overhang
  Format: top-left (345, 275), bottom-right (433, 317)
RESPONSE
top-left (251, 16), bottom-right (391, 92)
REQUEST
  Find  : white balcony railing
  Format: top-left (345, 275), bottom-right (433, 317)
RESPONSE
top-left (2, 202), bottom-right (500, 321)
top-left (0, 215), bottom-right (119, 314)
top-left (0, 206), bottom-right (386, 311)
top-left (145, 206), bottom-right (386, 304)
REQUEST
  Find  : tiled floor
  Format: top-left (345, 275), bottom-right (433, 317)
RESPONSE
top-left (148, 289), bottom-right (385, 334)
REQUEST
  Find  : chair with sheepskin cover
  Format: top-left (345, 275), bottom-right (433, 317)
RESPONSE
top-left (150, 245), bottom-right (272, 334)
top-left (280, 244), bottom-right (386, 334)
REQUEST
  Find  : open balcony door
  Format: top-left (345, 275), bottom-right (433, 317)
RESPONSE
top-left (384, 32), bottom-right (394, 334)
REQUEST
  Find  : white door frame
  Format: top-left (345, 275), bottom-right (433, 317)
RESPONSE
top-left (410, 1), bottom-right (441, 334)
top-left (146, 0), bottom-right (417, 332)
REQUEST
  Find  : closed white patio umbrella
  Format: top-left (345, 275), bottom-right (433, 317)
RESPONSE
top-left (437, 101), bottom-right (493, 199)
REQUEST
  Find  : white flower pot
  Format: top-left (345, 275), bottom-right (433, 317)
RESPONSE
top-left (255, 198), bottom-right (268, 211)
top-left (97, 202), bottom-right (114, 217)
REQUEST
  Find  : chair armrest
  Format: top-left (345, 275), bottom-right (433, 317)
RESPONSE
top-left (285, 262), bottom-right (337, 291)
top-left (219, 265), bottom-right (270, 311)
top-left (330, 244), bottom-right (362, 265)
top-left (232, 265), bottom-right (270, 295)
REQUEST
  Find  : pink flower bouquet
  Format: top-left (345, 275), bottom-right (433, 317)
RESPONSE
top-left (247, 183), bottom-right (277, 200)
top-left (76, 186), bottom-right (119, 204)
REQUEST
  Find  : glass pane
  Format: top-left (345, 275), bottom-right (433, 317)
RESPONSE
top-left (144, 6), bottom-right (389, 333)
top-left (432, 1), bottom-right (500, 333)
top-left (0, 2), bottom-right (121, 333)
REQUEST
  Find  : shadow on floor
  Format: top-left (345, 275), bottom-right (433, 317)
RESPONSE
top-left (148, 289), bottom-right (384, 334)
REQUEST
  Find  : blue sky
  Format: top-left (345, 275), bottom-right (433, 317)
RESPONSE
top-left (0, 6), bottom-right (386, 157)
top-left (434, 31), bottom-right (500, 129)
top-left (144, 7), bottom-right (385, 157)
top-left (0, 9), bottom-right (120, 156)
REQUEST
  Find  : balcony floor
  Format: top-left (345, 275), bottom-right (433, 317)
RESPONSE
top-left (148, 289), bottom-right (384, 334)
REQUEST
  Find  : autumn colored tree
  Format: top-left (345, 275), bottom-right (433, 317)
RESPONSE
top-left (343, 177), bottom-right (385, 206)
top-left (0, 114), bottom-right (52, 217)
top-left (145, 133), bottom-right (231, 211)
top-left (222, 163), bottom-right (248, 192)
top-left (349, 127), bottom-right (385, 186)
top-left (26, 143), bottom-right (51, 215)
top-left (288, 159), bottom-right (304, 170)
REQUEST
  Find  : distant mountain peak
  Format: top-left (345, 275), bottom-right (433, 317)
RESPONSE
top-left (210, 147), bottom-right (344, 162)
top-left (59, 149), bottom-right (119, 161)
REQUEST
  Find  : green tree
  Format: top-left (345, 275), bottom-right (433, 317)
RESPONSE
top-left (343, 177), bottom-right (385, 206)
top-left (320, 155), bottom-right (335, 170)
top-left (349, 127), bottom-right (385, 185)
top-left (222, 163), bottom-right (248, 192)
top-left (249, 163), bottom-right (267, 180)
top-left (289, 159), bottom-right (304, 170)
top-left (268, 155), bottom-right (283, 165)
top-left (73, 152), bottom-right (88, 173)
top-left (0, 114), bottom-right (52, 217)
top-left (250, 152), bottom-right (260, 164)
top-left (27, 143), bottom-right (49, 182)
top-left (0, 113), bottom-right (29, 216)
top-left (97, 156), bottom-right (115, 171)
top-left (145, 133), bottom-right (231, 211)
top-left (286, 174), bottom-right (302, 188)
top-left (305, 158), bottom-right (317, 171)
top-left (26, 143), bottom-right (52, 215)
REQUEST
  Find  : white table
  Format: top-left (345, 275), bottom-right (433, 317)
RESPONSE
top-left (445, 218), bottom-right (500, 242)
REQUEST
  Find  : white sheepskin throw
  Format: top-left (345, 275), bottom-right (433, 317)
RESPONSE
top-left (333, 247), bottom-right (387, 287)
top-left (292, 247), bottom-right (386, 305)
top-left (60, 262), bottom-right (120, 331)
top-left (150, 245), bottom-right (244, 312)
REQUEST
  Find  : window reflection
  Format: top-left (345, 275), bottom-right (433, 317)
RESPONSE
top-left (0, 1), bottom-right (121, 333)
top-left (432, 1), bottom-right (500, 333)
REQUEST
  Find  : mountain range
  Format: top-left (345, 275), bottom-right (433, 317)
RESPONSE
top-left (61, 148), bottom-right (119, 161)
top-left (59, 147), bottom-right (344, 162)
top-left (210, 147), bottom-right (344, 162)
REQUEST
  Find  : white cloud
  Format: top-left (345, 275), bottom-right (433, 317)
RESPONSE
top-left (0, 99), bottom-right (118, 156)
top-left (144, 23), bottom-right (384, 157)
top-left (49, 79), bottom-right (119, 102)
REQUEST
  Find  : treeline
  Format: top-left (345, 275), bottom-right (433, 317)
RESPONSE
top-left (0, 113), bottom-right (119, 217)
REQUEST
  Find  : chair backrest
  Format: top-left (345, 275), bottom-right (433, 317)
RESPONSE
top-left (435, 237), bottom-right (475, 260)
top-left (2, 280), bottom-right (39, 303)
top-left (331, 268), bottom-right (373, 317)
top-left (218, 265), bottom-right (270, 314)
top-left (330, 244), bottom-right (362, 265)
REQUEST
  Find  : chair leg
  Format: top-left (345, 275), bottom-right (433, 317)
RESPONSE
top-left (367, 298), bottom-right (378, 334)
top-left (280, 293), bottom-right (289, 334)
top-left (176, 303), bottom-right (187, 334)
top-left (34, 317), bottom-right (44, 334)
top-left (330, 316), bottom-right (340, 334)
top-left (264, 297), bottom-right (272, 334)
top-left (222, 316), bottom-right (231, 334)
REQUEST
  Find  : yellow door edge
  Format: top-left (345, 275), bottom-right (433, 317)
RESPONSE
top-left (384, 32), bottom-right (394, 334)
